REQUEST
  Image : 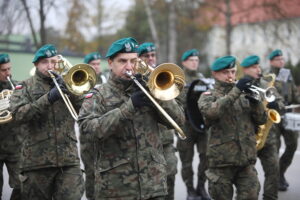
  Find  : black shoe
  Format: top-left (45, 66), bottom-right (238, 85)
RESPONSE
top-left (278, 179), bottom-right (288, 191)
top-left (196, 184), bottom-right (211, 200)
top-left (281, 175), bottom-right (289, 187)
top-left (187, 188), bottom-right (202, 200)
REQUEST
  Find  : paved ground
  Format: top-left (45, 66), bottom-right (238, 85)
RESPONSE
top-left (2, 137), bottom-right (300, 200)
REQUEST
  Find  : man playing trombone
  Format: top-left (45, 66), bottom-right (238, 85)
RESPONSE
top-left (78, 37), bottom-right (185, 199)
top-left (240, 55), bottom-right (284, 200)
top-left (198, 56), bottom-right (267, 200)
top-left (9, 44), bottom-right (84, 200)
top-left (0, 53), bottom-right (22, 199)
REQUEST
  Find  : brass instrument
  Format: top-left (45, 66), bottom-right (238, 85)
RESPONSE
top-left (126, 58), bottom-right (186, 140)
top-left (48, 55), bottom-right (97, 121)
top-left (0, 76), bottom-right (15, 124)
top-left (248, 85), bottom-right (277, 103)
top-left (256, 73), bottom-right (281, 150)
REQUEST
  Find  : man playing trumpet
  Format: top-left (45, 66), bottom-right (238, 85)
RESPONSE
top-left (0, 53), bottom-right (22, 199)
top-left (198, 56), bottom-right (267, 200)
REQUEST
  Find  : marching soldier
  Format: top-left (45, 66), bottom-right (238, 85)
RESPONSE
top-left (81, 51), bottom-right (107, 200)
top-left (78, 37), bottom-right (185, 199)
top-left (83, 52), bottom-right (107, 85)
top-left (9, 44), bottom-right (84, 200)
top-left (0, 53), bottom-right (21, 200)
top-left (138, 42), bottom-right (178, 200)
top-left (240, 55), bottom-right (284, 200)
top-left (177, 49), bottom-right (210, 200)
top-left (268, 49), bottom-right (300, 191)
top-left (198, 56), bottom-right (267, 200)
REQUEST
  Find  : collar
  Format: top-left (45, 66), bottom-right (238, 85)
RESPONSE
top-left (35, 69), bottom-right (53, 84)
top-left (184, 68), bottom-right (198, 76)
top-left (214, 79), bottom-right (235, 94)
top-left (108, 71), bottom-right (136, 93)
top-left (270, 67), bottom-right (280, 76)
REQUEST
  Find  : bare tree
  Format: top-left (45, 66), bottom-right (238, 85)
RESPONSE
top-left (167, 0), bottom-right (177, 62)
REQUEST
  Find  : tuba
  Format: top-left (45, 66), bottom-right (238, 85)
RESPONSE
top-left (126, 58), bottom-right (187, 140)
top-left (0, 76), bottom-right (15, 124)
top-left (256, 73), bottom-right (281, 150)
top-left (48, 55), bottom-right (97, 120)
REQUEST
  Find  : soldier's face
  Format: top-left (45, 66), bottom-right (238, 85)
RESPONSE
top-left (108, 53), bottom-right (138, 80)
top-left (270, 56), bottom-right (285, 68)
top-left (89, 59), bottom-right (101, 74)
top-left (212, 68), bottom-right (237, 83)
top-left (139, 51), bottom-right (157, 68)
top-left (0, 63), bottom-right (12, 82)
top-left (243, 64), bottom-right (261, 79)
top-left (182, 56), bottom-right (199, 71)
top-left (34, 56), bottom-right (59, 77)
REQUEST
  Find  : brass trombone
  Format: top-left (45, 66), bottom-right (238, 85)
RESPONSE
top-left (126, 58), bottom-right (186, 140)
top-left (48, 55), bottom-right (97, 121)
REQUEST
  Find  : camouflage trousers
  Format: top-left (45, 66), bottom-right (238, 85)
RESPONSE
top-left (81, 141), bottom-right (96, 200)
top-left (205, 165), bottom-right (260, 200)
top-left (163, 143), bottom-right (178, 200)
top-left (177, 122), bottom-right (208, 189)
top-left (257, 140), bottom-right (279, 200)
top-left (276, 126), bottom-right (299, 176)
top-left (20, 166), bottom-right (84, 200)
top-left (0, 155), bottom-right (21, 200)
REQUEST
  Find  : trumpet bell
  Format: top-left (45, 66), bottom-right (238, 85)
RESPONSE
top-left (63, 64), bottom-right (97, 96)
top-left (149, 63), bottom-right (185, 101)
top-left (264, 87), bottom-right (276, 102)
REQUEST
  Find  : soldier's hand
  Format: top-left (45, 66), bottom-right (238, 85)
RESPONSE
top-left (48, 87), bottom-right (61, 104)
top-left (267, 101), bottom-right (278, 110)
top-left (131, 91), bottom-right (153, 108)
top-left (245, 95), bottom-right (259, 104)
top-left (236, 77), bottom-right (253, 93)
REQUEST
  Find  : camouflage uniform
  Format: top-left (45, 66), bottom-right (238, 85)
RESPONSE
top-left (253, 75), bottom-right (285, 200)
top-left (9, 70), bottom-right (84, 200)
top-left (177, 68), bottom-right (209, 196)
top-left (80, 74), bottom-right (105, 200)
top-left (78, 72), bottom-right (185, 200)
top-left (0, 79), bottom-right (22, 200)
top-left (198, 80), bottom-right (267, 200)
top-left (270, 67), bottom-right (300, 189)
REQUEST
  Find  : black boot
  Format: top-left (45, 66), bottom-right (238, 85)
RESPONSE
top-left (187, 187), bottom-right (202, 200)
top-left (196, 182), bottom-right (210, 200)
top-left (278, 174), bottom-right (289, 191)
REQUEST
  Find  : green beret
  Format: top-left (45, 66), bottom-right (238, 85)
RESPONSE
top-left (0, 54), bottom-right (10, 64)
top-left (138, 42), bottom-right (156, 56)
top-left (268, 49), bottom-right (282, 60)
top-left (181, 49), bottom-right (199, 61)
top-left (211, 56), bottom-right (236, 71)
top-left (32, 44), bottom-right (58, 63)
top-left (240, 55), bottom-right (260, 68)
top-left (83, 52), bottom-right (102, 64)
top-left (105, 37), bottom-right (138, 58)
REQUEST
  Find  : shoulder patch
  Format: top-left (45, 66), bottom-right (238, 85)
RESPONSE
top-left (15, 85), bottom-right (23, 90)
top-left (202, 91), bottom-right (211, 95)
top-left (85, 93), bottom-right (94, 99)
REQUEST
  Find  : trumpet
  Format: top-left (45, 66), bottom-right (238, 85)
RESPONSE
top-left (248, 85), bottom-right (277, 102)
top-left (0, 76), bottom-right (15, 124)
top-left (125, 59), bottom-right (186, 140)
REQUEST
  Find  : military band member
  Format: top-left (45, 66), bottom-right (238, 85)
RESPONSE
top-left (78, 37), bottom-right (185, 200)
top-left (198, 56), bottom-right (267, 200)
top-left (9, 44), bottom-right (84, 200)
top-left (268, 49), bottom-right (300, 191)
top-left (241, 55), bottom-right (284, 200)
top-left (138, 42), bottom-right (178, 200)
top-left (177, 49), bottom-right (210, 200)
top-left (83, 52), bottom-right (107, 85)
top-left (0, 53), bottom-right (21, 200)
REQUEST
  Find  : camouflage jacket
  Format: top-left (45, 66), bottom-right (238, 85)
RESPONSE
top-left (0, 79), bottom-right (23, 159)
top-left (9, 70), bottom-right (82, 171)
top-left (198, 80), bottom-right (267, 167)
top-left (78, 72), bottom-right (185, 199)
top-left (270, 67), bottom-right (300, 105)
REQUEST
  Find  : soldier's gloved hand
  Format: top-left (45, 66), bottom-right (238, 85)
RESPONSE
top-left (236, 77), bottom-right (253, 93)
top-left (245, 95), bottom-right (259, 104)
top-left (48, 87), bottom-right (61, 104)
top-left (267, 101), bottom-right (279, 110)
top-left (131, 91), bottom-right (153, 108)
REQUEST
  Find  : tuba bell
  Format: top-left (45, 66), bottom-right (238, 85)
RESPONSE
top-left (0, 76), bottom-right (15, 124)
top-left (48, 55), bottom-right (97, 120)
